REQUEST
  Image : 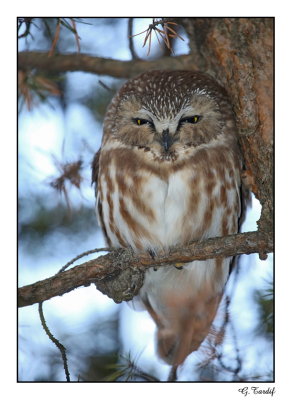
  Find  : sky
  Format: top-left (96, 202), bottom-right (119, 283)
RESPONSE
top-left (17, 18), bottom-right (273, 383)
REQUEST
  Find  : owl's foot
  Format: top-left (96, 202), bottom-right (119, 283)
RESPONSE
top-left (174, 262), bottom-right (184, 270)
top-left (148, 249), bottom-right (156, 259)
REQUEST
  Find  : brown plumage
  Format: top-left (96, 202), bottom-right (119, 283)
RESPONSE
top-left (92, 70), bottom-right (242, 366)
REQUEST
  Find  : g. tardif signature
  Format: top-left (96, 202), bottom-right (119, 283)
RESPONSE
top-left (238, 387), bottom-right (276, 397)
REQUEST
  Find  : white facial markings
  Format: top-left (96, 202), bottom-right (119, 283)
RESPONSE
top-left (136, 105), bottom-right (200, 135)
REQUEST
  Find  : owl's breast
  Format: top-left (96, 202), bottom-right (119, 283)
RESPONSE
top-left (97, 147), bottom-right (240, 251)
top-left (98, 164), bottom-right (185, 250)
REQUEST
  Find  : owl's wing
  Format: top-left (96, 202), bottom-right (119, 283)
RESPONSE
top-left (229, 173), bottom-right (252, 274)
top-left (91, 149), bottom-right (100, 197)
top-left (91, 148), bottom-right (111, 244)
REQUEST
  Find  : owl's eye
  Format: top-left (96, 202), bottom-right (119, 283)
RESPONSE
top-left (180, 115), bottom-right (202, 124)
top-left (133, 118), bottom-right (153, 126)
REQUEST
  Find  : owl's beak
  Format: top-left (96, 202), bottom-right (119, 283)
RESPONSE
top-left (161, 129), bottom-right (173, 152)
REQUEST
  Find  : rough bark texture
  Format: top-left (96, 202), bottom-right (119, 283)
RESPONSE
top-left (18, 18), bottom-right (274, 307)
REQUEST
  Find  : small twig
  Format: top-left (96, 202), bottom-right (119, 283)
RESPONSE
top-left (37, 247), bottom-right (111, 383)
top-left (49, 159), bottom-right (83, 212)
top-left (129, 18), bottom-right (184, 56)
top-left (153, 28), bottom-right (163, 49)
top-left (162, 24), bottom-right (171, 52)
top-left (164, 23), bottom-right (185, 41)
top-left (57, 247), bottom-right (111, 274)
top-left (168, 365), bottom-right (178, 381)
top-left (146, 28), bottom-right (152, 56)
top-left (38, 302), bottom-right (70, 381)
top-left (126, 360), bottom-right (160, 382)
top-left (18, 18), bottom-right (34, 39)
top-left (128, 18), bottom-right (139, 60)
top-left (98, 79), bottom-right (113, 92)
top-left (215, 295), bottom-right (242, 378)
top-left (48, 19), bottom-right (61, 57)
top-left (70, 18), bottom-right (81, 53)
top-left (207, 269), bottom-right (243, 378)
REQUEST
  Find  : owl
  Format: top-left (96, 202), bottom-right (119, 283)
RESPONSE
top-left (92, 70), bottom-right (242, 367)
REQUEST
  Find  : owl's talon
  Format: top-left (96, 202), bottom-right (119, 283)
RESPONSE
top-left (148, 249), bottom-right (158, 271)
top-left (148, 249), bottom-right (156, 259)
top-left (148, 249), bottom-right (157, 271)
top-left (174, 262), bottom-right (184, 270)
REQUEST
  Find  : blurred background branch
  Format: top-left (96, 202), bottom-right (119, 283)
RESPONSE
top-left (18, 51), bottom-right (195, 78)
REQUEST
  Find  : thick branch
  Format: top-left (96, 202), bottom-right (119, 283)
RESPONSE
top-left (18, 230), bottom-right (273, 308)
top-left (18, 51), bottom-right (195, 78)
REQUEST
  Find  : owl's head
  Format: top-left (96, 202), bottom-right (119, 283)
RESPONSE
top-left (103, 70), bottom-right (236, 161)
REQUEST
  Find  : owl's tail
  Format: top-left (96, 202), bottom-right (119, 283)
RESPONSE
top-left (154, 292), bottom-right (223, 366)
top-left (141, 262), bottom-right (228, 366)
top-left (157, 320), bottom-right (198, 366)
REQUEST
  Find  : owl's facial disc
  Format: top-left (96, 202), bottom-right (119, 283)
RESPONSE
top-left (132, 111), bottom-right (203, 154)
top-left (131, 109), bottom-right (183, 153)
top-left (142, 119), bottom-right (180, 154)
top-left (115, 93), bottom-right (224, 158)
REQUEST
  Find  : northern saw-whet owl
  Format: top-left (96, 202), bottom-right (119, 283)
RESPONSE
top-left (92, 70), bottom-right (242, 366)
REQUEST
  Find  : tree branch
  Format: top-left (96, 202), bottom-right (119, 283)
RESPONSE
top-left (18, 230), bottom-right (273, 308)
top-left (18, 51), bottom-right (195, 79)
